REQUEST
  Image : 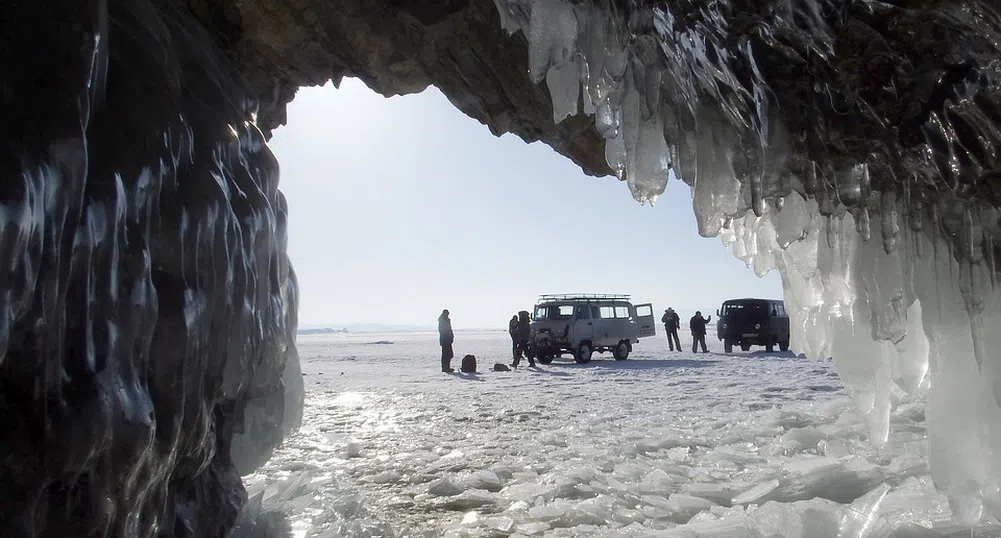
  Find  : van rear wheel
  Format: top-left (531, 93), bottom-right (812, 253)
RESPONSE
top-left (779, 340), bottom-right (789, 352)
top-left (740, 342), bottom-right (751, 352)
top-left (575, 343), bottom-right (593, 364)
top-left (613, 341), bottom-right (630, 361)
top-left (766, 340), bottom-right (775, 353)
top-left (537, 352), bottom-right (554, 365)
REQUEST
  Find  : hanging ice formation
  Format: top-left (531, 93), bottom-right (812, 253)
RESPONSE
top-left (494, 0), bottom-right (1001, 524)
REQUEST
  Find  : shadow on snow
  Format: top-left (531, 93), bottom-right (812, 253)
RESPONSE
top-left (547, 358), bottom-right (720, 370)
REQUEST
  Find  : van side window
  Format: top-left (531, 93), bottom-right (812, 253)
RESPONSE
top-left (614, 306), bottom-right (629, 318)
top-left (576, 306), bottom-right (590, 320)
top-left (591, 305), bottom-right (601, 318)
top-left (598, 306), bottom-right (614, 319)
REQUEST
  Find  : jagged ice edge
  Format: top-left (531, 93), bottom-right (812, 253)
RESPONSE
top-left (493, 0), bottom-right (1001, 524)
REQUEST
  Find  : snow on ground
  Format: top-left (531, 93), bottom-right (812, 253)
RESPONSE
top-left (244, 330), bottom-right (1000, 537)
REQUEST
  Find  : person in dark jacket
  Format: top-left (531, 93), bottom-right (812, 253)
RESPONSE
top-left (512, 310), bottom-right (536, 367)
top-left (439, 309), bottom-right (455, 372)
top-left (508, 314), bottom-right (519, 361)
top-left (689, 311), bottom-right (711, 353)
top-left (661, 307), bottom-right (681, 351)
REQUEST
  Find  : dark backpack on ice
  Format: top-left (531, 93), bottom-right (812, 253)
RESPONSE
top-left (460, 354), bottom-right (477, 373)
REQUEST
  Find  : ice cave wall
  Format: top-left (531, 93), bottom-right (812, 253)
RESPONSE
top-left (0, 1), bottom-right (301, 536)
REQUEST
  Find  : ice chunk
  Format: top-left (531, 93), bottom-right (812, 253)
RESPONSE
top-left (670, 493), bottom-right (716, 521)
top-left (747, 499), bottom-right (845, 538)
top-left (528, 500), bottom-right (574, 522)
top-left (747, 501), bottom-right (805, 537)
top-left (685, 483), bottom-right (738, 506)
top-left (342, 441), bottom-right (363, 459)
top-left (732, 479), bottom-right (779, 505)
top-left (436, 489), bottom-right (499, 511)
top-left (779, 426), bottom-right (827, 452)
top-left (514, 521), bottom-right (550, 535)
top-left (429, 477), bottom-right (465, 497)
top-left (501, 481), bottom-right (555, 502)
top-left (367, 470), bottom-right (402, 484)
top-left (837, 484), bottom-right (890, 538)
top-left (465, 470), bottom-right (504, 492)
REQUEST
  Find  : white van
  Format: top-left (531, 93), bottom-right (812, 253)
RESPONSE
top-left (529, 294), bottom-right (656, 364)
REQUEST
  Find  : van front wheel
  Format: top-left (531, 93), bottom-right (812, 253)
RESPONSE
top-left (613, 341), bottom-right (630, 361)
top-left (724, 339), bottom-right (733, 353)
top-left (575, 343), bottom-right (593, 364)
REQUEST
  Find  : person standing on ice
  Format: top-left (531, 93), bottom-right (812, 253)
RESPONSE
top-left (438, 309), bottom-right (455, 372)
top-left (689, 311), bottom-right (711, 353)
top-left (508, 314), bottom-right (520, 361)
top-left (661, 307), bottom-right (681, 351)
top-left (511, 310), bottom-right (536, 367)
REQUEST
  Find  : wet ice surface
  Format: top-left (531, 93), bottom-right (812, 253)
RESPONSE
top-left (246, 331), bottom-right (999, 537)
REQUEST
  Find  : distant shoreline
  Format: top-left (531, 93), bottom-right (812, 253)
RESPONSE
top-left (296, 326), bottom-right (507, 335)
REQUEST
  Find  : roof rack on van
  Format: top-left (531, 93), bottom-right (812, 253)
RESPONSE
top-left (537, 294), bottom-right (631, 302)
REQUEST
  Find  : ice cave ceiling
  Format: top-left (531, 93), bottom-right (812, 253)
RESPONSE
top-left (206, 0), bottom-right (1001, 209)
top-left (201, 0), bottom-right (614, 176)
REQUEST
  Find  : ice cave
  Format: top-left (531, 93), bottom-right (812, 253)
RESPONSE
top-left (3, 0), bottom-right (1001, 536)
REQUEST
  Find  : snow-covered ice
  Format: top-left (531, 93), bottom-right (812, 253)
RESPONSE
top-left (244, 330), bottom-right (1001, 537)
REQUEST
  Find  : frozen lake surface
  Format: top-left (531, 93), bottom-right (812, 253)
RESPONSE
top-left (244, 330), bottom-right (1000, 537)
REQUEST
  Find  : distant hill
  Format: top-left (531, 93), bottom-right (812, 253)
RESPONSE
top-left (297, 327), bottom-right (349, 335)
top-left (296, 323), bottom-right (434, 335)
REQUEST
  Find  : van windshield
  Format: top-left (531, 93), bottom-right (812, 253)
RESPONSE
top-left (722, 301), bottom-right (769, 318)
top-left (534, 305), bottom-right (574, 320)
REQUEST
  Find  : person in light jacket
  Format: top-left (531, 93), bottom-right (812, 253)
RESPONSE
top-left (439, 309), bottom-right (455, 372)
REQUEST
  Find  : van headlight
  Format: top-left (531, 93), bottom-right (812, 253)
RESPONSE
top-left (754, 323), bottom-right (761, 329)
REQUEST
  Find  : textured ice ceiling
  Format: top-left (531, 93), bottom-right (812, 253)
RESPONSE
top-left (3, 0), bottom-right (1001, 536)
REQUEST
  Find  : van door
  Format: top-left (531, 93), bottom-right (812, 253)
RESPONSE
top-left (570, 304), bottom-right (593, 345)
top-left (634, 303), bottom-right (656, 338)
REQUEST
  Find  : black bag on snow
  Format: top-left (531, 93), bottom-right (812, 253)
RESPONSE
top-left (460, 354), bottom-right (477, 373)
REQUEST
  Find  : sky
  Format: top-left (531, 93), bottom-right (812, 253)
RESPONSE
top-left (268, 78), bottom-right (782, 330)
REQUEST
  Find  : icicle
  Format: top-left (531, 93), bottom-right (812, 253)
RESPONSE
top-left (490, 0), bottom-right (524, 35)
top-left (526, 0), bottom-right (577, 84)
top-left (913, 235), bottom-right (993, 524)
top-left (857, 206), bottom-right (871, 243)
top-left (546, 54), bottom-right (581, 123)
top-left (594, 94), bottom-right (621, 139)
top-left (880, 191), bottom-right (899, 253)
top-left (886, 299), bottom-right (929, 394)
top-left (604, 130), bottom-right (626, 180)
top-left (691, 108), bottom-right (741, 237)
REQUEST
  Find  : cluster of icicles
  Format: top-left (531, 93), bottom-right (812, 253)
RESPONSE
top-left (493, 0), bottom-right (1001, 524)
